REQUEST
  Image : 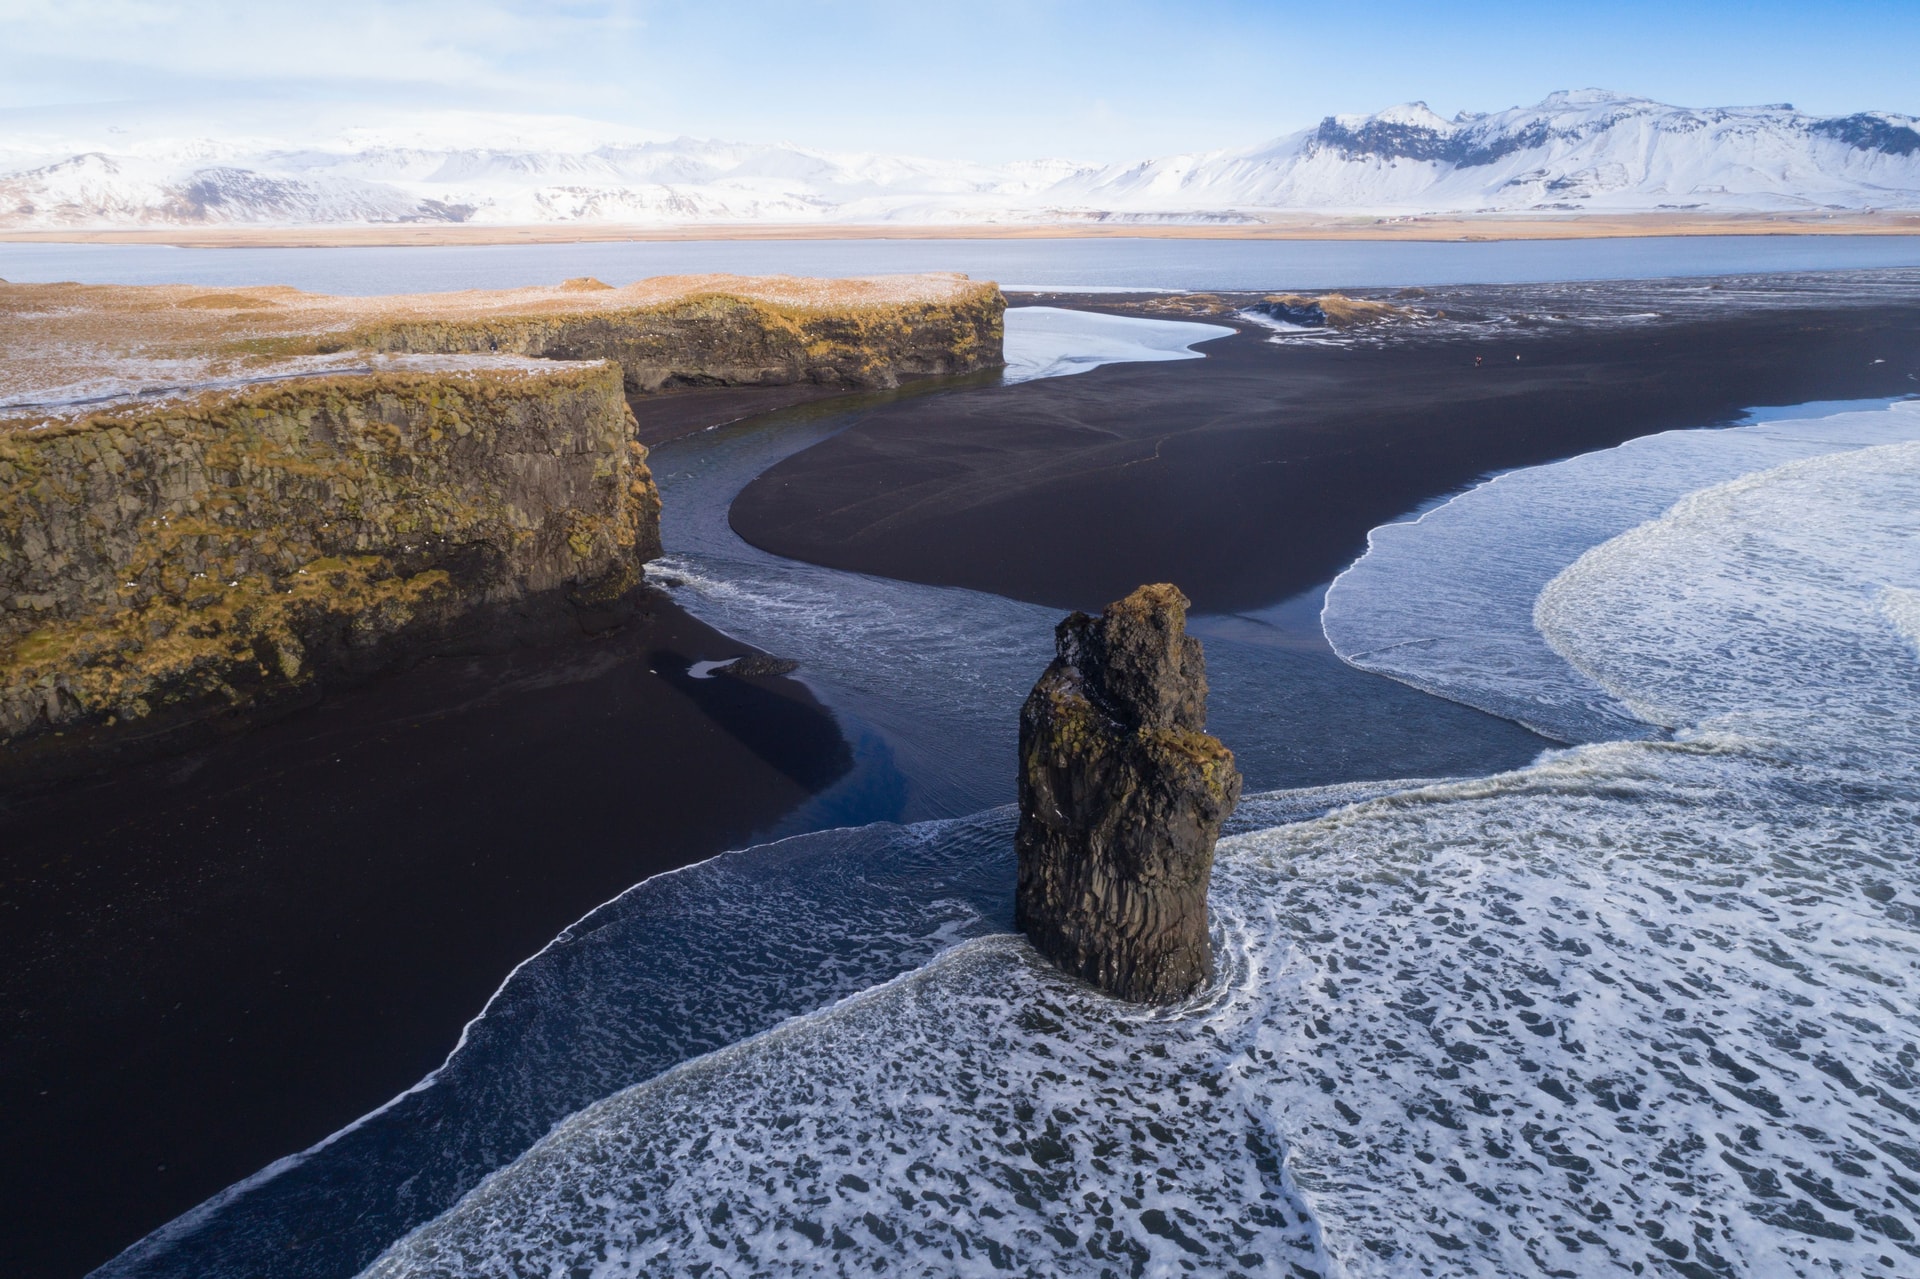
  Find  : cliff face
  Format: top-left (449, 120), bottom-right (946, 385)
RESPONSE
top-left (1015, 584), bottom-right (1241, 1003)
top-left (0, 272), bottom-right (1003, 774)
top-left (0, 360), bottom-right (656, 766)
top-left (353, 284), bottom-right (1005, 394)
top-left (0, 273), bottom-right (1005, 414)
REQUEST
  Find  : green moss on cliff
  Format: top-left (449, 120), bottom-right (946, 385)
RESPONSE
top-left (0, 272), bottom-right (1001, 765)
top-left (0, 361), bottom-right (657, 746)
top-left (4, 555), bottom-right (451, 731)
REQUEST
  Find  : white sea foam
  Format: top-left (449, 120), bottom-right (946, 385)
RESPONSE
top-left (359, 416), bottom-right (1920, 1277)
top-left (1323, 399), bottom-right (1920, 742)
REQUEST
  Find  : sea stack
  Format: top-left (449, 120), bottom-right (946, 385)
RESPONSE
top-left (1015, 583), bottom-right (1241, 1003)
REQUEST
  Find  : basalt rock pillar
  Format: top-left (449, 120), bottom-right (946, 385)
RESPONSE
top-left (1015, 583), bottom-right (1241, 1003)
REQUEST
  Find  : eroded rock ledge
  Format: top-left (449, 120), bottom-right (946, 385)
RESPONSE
top-left (0, 273), bottom-right (1003, 774)
top-left (1015, 584), bottom-right (1241, 1003)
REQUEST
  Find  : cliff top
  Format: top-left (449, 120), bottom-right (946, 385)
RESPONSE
top-left (0, 271), bottom-right (993, 426)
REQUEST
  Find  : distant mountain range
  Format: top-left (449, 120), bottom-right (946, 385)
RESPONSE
top-left (3, 90), bottom-right (1917, 229)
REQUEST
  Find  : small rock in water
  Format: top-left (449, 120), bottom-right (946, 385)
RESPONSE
top-left (720, 653), bottom-right (800, 678)
top-left (1015, 583), bottom-right (1240, 1003)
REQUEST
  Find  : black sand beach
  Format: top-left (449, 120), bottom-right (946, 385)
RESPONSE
top-left (732, 279), bottom-right (1920, 612)
top-left (628, 382), bottom-right (863, 446)
top-left (0, 594), bottom-right (850, 1279)
top-left (16, 271), bottom-right (1920, 1279)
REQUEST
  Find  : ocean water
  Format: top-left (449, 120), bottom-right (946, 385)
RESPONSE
top-left (7, 235), bottom-right (1920, 296)
top-left (646, 306), bottom-right (1543, 825)
top-left (92, 311), bottom-right (1546, 1279)
top-left (355, 404), bottom-right (1920, 1278)
top-left (1322, 400), bottom-right (1920, 743)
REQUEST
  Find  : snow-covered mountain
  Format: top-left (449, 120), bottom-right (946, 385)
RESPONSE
top-left (3, 90), bottom-right (1916, 229)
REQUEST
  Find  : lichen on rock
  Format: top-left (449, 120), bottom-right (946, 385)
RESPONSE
top-left (0, 360), bottom-right (657, 768)
top-left (0, 272), bottom-right (1005, 414)
top-left (1015, 583), bottom-right (1241, 1003)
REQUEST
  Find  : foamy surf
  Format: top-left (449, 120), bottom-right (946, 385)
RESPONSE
top-left (360, 407), bottom-right (1920, 1278)
top-left (89, 293), bottom-right (1553, 1279)
top-left (1323, 398), bottom-right (1920, 742)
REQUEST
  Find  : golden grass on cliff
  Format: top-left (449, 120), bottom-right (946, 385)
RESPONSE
top-left (1262, 293), bottom-right (1408, 325)
top-left (0, 272), bottom-right (992, 425)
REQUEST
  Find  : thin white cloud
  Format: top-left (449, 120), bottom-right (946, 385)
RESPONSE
top-left (0, 1), bottom-right (1912, 164)
top-left (0, 0), bottom-right (648, 100)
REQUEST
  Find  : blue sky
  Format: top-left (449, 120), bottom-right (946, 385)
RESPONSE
top-left (1, 0), bottom-right (1915, 160)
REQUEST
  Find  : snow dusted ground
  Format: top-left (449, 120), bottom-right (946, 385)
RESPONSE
top-left (3, 90), bottom-right (1918, 230)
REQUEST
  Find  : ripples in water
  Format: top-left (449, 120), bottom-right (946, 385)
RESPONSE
top-left (365, 411), bottom-right (1920, 1279)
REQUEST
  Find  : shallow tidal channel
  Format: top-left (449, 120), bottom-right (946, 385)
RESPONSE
top-left (60, 306), bottom-right (1550, 1279)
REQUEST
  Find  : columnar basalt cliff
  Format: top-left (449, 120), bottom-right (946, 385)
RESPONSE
top-left (1015, 584), bottom-right (1241, 1003)
top-left (0, 272), bottom-right (1003, 772)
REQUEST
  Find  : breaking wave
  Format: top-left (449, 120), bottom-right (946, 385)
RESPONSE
top-left (359, 409), bottom-right (1920, 1277)
top-left (1323, 400), bottom-right (1920, 742)
top-left (95, 308), bottom-right (1547, 1279)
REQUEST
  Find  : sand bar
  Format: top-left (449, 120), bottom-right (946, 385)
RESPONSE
top-left (733, 277), bottom-right (1920, 613)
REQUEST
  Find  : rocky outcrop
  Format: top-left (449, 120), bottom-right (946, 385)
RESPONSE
top-left (1015, 584), bottom-right (1241, 1003)
top-left (0, 360), bottom-right (657, 773)
top-left (0, 274), bottom-right (1005, 417)
top-left (0, 272), bottom-right (1005, 778)
top-left (352, 282), bottom-right (1006, 394)
top-left (1245, 293), bottom-right (1407, 329)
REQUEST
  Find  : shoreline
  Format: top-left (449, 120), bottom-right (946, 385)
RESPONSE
top-left (15, 270), bottom-right (1920, 1277)
top-left (731, 279), bottom-right (1920, 614)
top-left (1, 585), bottom-right (853, 1278)
top-left (2, 211), bottom-right (1918, 249)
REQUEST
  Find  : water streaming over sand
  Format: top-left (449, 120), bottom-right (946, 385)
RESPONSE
top-left (91, 312), bottom-right (1920, 1279)
top-left (648, 307), bottom-right (1538, 823)
top-left (93, 310), bottom-right (1545, 1279)
top-left (359, 404), bottom-right (1920, 1278)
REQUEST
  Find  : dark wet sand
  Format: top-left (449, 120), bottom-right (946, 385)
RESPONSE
top-left (732, 289), bottom-right (1920, 613)
top-left (16, 279), bottom-right (1920, 1277)
top-left (628, 383), bottom-right (859, 447)
top-left (0, 595), bottom-right (850, 1279)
